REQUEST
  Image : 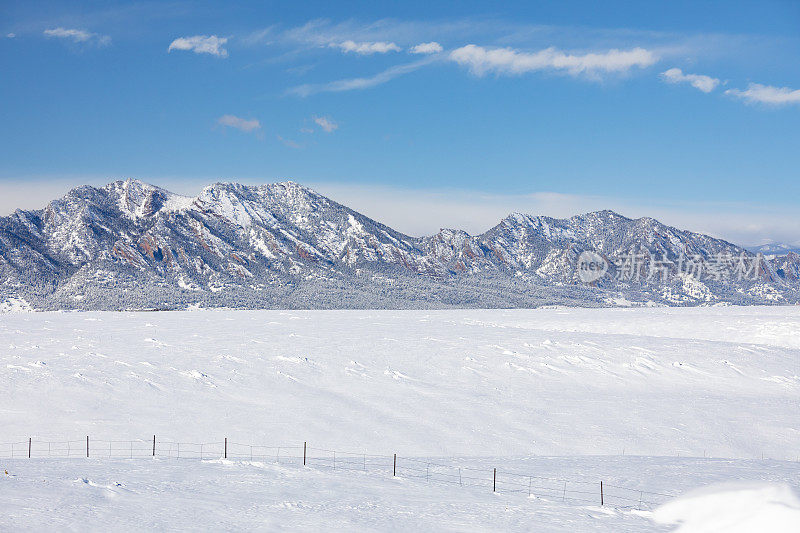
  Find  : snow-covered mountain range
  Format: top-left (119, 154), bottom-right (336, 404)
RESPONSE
top-left (1, 179), bottom-right (798, 310)
top-left (748, 242), bottom-right (800, 258)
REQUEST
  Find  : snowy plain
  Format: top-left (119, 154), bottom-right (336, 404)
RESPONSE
top-left (2, 306), bottom-right (800, 531)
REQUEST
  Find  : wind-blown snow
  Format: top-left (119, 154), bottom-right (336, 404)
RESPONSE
top-left (1, 306), bottom-right (799, 456)
top-left (653, 482), bottom-right (800, 532)
top-left (1, 306), bottom-right (799, 531)
top-left (2, 456), bottom-right (798, 532)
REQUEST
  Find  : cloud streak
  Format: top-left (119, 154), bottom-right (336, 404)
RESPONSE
top-left (168, 35), bottom-right (228, 57)
top-left (449, 44), bottom-right (658, 78)
top-left (313, 116), bottom-right (338, 132)
top-left (217, 115), bottom-right (261, 132)
top-left (725, 83), bottom-right (800, 106)
top-left (660, 67), bottom-right (719, 93)
top-left (288, 57), bottom-right (438, 97)
top-left (331, 40), bottom-right (401, 54)
top-left (410, 42), bottom-right (443, 54)
top-left (276, 135), bottom-right (302, 149)
top-left (43, 27), bottom-right (111, 46)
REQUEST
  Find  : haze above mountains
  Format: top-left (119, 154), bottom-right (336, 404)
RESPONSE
top-left (1, 179), bottom-right (798, 311)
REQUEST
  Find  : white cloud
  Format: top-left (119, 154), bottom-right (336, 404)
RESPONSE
top-left (168, 35), bottom-right (228, 57)
top-left (725, 83), bottom-right (800, 106)
top-left (43, 27), bottom-right (111, 46)
top-left (660, 68), bottom-right (719, 93)
top-left (7, 33), bottom-right (16, 39)
top-left (217, 115), bottom-right (261, 132)
top-left (331, 40), bottom-right (401, 55)
top-left (288, 57), bottom-right (438, 97)
top-left (409, 42), bottom-right (443, 55)
top-left (313, 116), bottom-right (338, 133)
top-left (449, 44), bottom-right (657, 78)
top-left (277, 135), bottom-right (302, 149)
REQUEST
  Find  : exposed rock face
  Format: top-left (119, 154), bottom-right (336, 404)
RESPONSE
top-left (1, 179), bottom-right (798, 310)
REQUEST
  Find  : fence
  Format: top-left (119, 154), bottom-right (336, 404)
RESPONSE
top-left (0, 436), bottom-right (676, 510)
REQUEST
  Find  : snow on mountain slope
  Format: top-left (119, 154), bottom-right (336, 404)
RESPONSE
top-left (2, 179), bottom-right (799, 310)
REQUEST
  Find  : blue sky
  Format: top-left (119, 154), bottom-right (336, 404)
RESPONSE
top-left (1, 1), bottom-right (799, 244)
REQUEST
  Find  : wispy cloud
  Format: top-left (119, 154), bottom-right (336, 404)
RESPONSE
top-left (7, 33), bottom-right (16, 39)
top-left (43, 27), bottom-right (111, 46)
top-left (168, 35), bottom-right (228, 57)
top-left (288, 56), bottom-right (438, 97)
top-left (217, 115), bottom-right (261, 132)
top-left (277, 135), bottom-right (302, 149)
top-left (449, 44), bottom-right (658, 78)
top-left (241, 17), bottom-right (780, 67)
top-left (251, 18), bottom-right (472, 48)
top-left (660, 68), bottom-right (719, 93)
top-left (725, 83), bottom-right (800, 106)
top-left (409, 42), bottom-right (443, 54)
top-left (331, 40), bottom-right (401, 54)
top-left (313, 116), bottom-right (338, 132)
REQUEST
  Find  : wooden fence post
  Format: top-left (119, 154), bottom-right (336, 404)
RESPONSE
top-left (153, 435), bottom-right (156, 457)
top-left (28, 438), bottom-right (31, 458)
top-left (303, 442), bottom-right (306, 465)
top-left (224, 438), bottom-right (227, 459)
top-left (601, 481), bottom-right (604, 505)
top-left (493, 468), bottom-right (496, 492)
top-left (393, 454), bottom-right (396, 476)
top-left (86, 436), bottom-right (89, 458)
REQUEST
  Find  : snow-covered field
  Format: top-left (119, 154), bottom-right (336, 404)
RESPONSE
top-left (2, 306), bottom-right (800, 531)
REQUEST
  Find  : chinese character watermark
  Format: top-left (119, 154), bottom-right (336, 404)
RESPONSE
top-left (575, 250), bottom-right (766, 283)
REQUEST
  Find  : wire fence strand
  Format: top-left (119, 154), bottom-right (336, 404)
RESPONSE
top-left (2, 436), bottom-right (681, 510)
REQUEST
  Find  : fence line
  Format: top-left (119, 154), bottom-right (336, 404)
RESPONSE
top-left (0, 436), bottom-right (678, 510)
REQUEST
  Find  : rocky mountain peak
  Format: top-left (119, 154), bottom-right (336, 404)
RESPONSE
top-left (1, 179), bottom-right (798, 310)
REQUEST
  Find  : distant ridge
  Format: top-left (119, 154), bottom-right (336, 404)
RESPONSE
top-left (1, 179), bottom-right (798, 310)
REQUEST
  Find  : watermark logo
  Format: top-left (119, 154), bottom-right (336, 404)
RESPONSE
top-left (576, 251), bottom-right (608, 283)
top-left (574, 251), bottom-right (766, 283)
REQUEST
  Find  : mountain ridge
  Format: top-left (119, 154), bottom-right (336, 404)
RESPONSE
top-left (1, 178), bottom-right (798, 310)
